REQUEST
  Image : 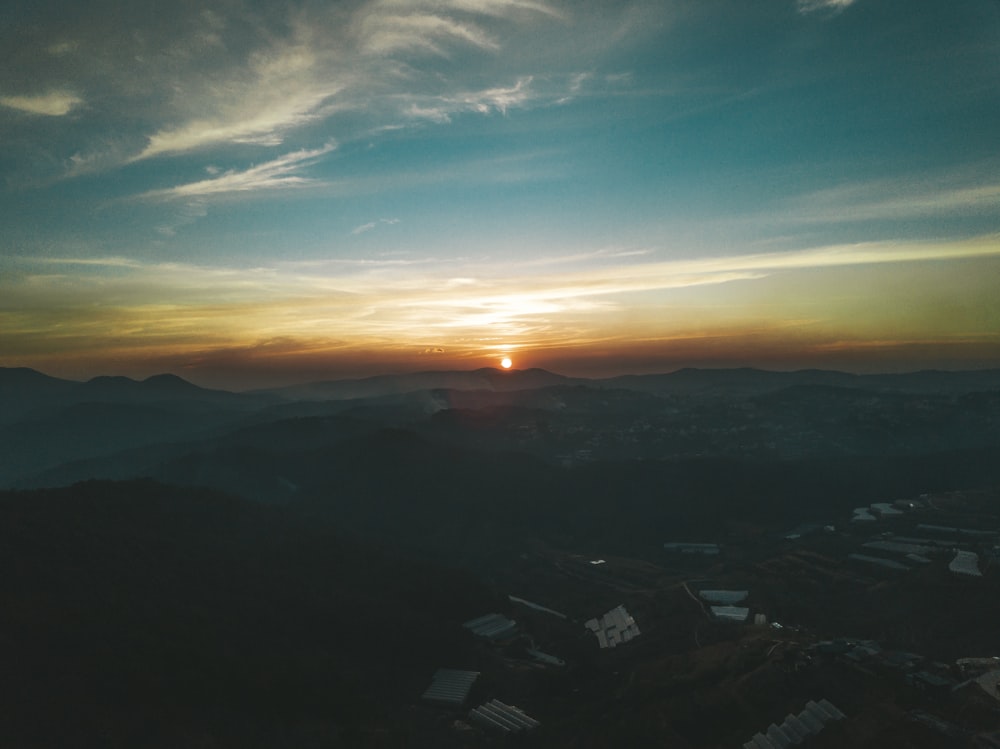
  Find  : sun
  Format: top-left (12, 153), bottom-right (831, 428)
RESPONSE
top-left (500, 357), bottom-right (512, 369)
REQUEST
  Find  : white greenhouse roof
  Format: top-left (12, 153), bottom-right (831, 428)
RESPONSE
top-left (699, 589), bottom-right (749, 604)
top-left (949, 550), bottom-right (982, 577)
top-left (711, 605), bottom-right (750, 622)
top-left (421, 669), bottom-right (479, 707)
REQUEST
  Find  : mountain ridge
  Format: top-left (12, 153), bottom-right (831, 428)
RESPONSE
top-left (255, 366), bottom-right (1000, 401)
top-left (6, 364), bottom-right (1000, 402)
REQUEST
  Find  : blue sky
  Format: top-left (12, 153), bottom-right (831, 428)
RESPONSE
top-left (1, 0), bottom-right (999, 387)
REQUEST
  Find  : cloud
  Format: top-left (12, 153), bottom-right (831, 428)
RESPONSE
top-left (135, 88), bottom-right (343, 161)
top-left (401, 76), bottom-right (536, 124)
top-left (5, 232), bottom-right (997, 382)
top-left (371, 0), bottom-right (563, 18)
top-left (796, 0), bottom-right (857, 14)
top-left (358, 0), bottom-right (563, 49)
top-left (458, 77), bottom-right (534, 115)
top-left (155, 200), bottom-right (209, 237)
top-left (0, 0), bottom-right (597, 186)
top-left (780, 174), bottom-right (1000, 224)
top-left (31, 256), bottom-right (144, 269)
top-left (12, 233), bottom-right (998, 342)
top-left (130, 0), bottom-right (561, 162)
top-left (139, 144), bottom-right (337, 200)
top-left (351, 218), bottom-right (400, 235)
top-left (358, 13), bottom-right (502, 55)
top-left (0, 91), bottom-right (82, 116)
top-left (125, 10), bottom-right (356, 161)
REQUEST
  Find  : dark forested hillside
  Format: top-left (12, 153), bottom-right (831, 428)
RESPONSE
top-left (0, 480), bottom-right (495, 748)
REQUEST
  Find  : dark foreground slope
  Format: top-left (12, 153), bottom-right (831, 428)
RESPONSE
top-left (0, 480), bottom-right (496, 748)
top-left (3, 472), bottom-right (1000, 746)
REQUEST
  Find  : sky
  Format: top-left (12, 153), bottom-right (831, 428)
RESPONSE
top-left (1, 0), bottom-right (999, 389)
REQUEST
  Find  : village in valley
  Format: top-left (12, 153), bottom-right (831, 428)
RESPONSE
top-left (406, 488), bottom-right (1000, 747)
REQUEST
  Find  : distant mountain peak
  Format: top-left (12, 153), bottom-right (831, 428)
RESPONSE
top-left (0, 366), bottom-right (69, 383)
top-left (142, 373), bottom-right (200, 390)
top-left (86, 375), bottom-right (137, 385)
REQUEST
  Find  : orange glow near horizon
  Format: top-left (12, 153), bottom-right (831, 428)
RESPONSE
top-left (2, 235), bottom-right (999, 389)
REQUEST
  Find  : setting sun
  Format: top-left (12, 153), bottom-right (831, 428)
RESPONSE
top-left (501, 357), bottom-right (512, 369)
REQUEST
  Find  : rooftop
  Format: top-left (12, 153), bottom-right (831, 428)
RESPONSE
top-left (949, 550), bottom-right (982, 577)
top-left (463, 613), bottom-right (518, 641)
top-left (584, 604), bottom-right (641, 649)
top-left (468, 699), bottom-right (539, 733)
top-left (421, 669), bottom-right (479, 707)
top-left (711, 605), bottom-right (750, 622)
top-left (699, 589), bottom-right (749, 604)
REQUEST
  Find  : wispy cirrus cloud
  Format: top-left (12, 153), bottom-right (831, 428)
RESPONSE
top-left (31, 256), bottom-right (145, 269)
top-left (352, 218), bottom-right (400, 235)
top-left (135, 92), bottom-right (339, 160)
top-left (403, 76), bottom-right (536, 122)
top-left (134, 67), bottom-right (346, 161)
top-left (357, 0), bottom-right (563, 54)
top-left (357, 13), bottom-right (502, 55)
top-left (0, 0), bottom-right (617, 189)
top-left (16, 233), bottom-right (1000, 301)
top-left (369, 0), bottom-right (564, 18)
top-left (139, 143), bottom-right (337, 200)
top-left (0, 90), bottom-right (82, 116)
top-left (131, 0), bottom-right (562, 162)
top-left (779, 172), bottom-right (1000, 225)
top-left (155, 200), bottom-right (209, 237)
top-left (124, 9), bottom-right (353, 161)
top-left (4, 231), bottom-right (997, 384)
top-left (8, 233), bottom-right (997, 353)
top-left (796, 0), bottom-right (857, 14)
top-left (353, 0), bottom-right (561, 55)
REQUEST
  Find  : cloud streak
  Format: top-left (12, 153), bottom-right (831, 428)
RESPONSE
top-left (0, 0), bottom-right (623, 191)
top-left (139, 144), bottom-right (337, 200)
top-left (126, 0), bottom-right (563, 163)
top-left (6, 234), bottom-right (997, 366)
top-left (351, 218), bottom-right (400, 235)
top-left (0, 91), bottom-right (82, 116)
top-left (783, 178), bottom-right (1000, 225)
top-left (796, 0), bottom-right (857, 14)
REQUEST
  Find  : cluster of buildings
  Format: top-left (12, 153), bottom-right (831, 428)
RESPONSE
top-left (851, 499), bottom-right (918, 523)
top-left (420, 603), bottom-right (565, 735)
top-left (809, 637), bottom-right (993, 698)
top-left (846, 496), bottom-right (996, 578)
top-left (418, 491), bottom-right (994, 742)
top-left (422, 596), bottom-right (648, 735)
top-left (420, 668), bottom-right (541, 735)
top-left (584, 604), bottom-right (641, 649)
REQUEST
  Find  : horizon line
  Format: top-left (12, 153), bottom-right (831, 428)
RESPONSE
top-left (3, 362), bottom-right (999, 393)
